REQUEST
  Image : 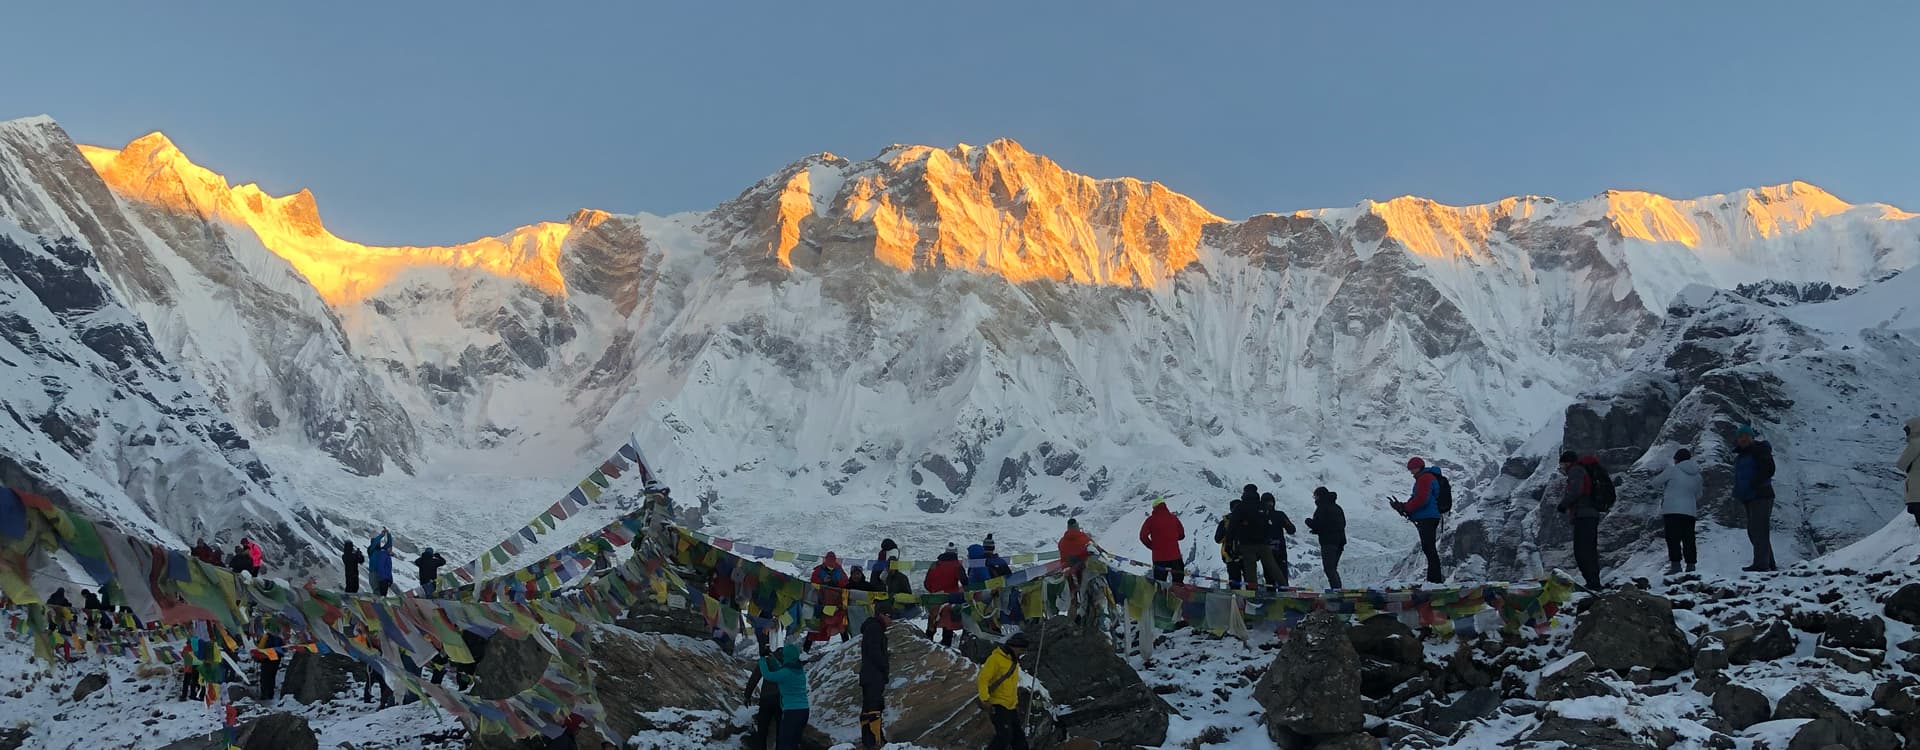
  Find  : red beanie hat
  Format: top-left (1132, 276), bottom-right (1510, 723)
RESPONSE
top-left (1407, 457), bottom-right (1425, 471)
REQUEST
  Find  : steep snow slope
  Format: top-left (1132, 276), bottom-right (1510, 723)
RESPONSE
top-left (0, 205), bottom-right (334, 573)
top-left (1441, 273), bottom-right (1920, 583)
top-left (11, 117), bottom-right (1918, 585)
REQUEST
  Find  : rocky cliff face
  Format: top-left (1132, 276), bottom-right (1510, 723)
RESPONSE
top-left (4, 114), bottom-right (1917, 579)
top-left (0, 119), bottom-right (336, 568)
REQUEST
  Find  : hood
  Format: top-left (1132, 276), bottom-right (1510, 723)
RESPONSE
top-left (1674, 459), bottom-right (1702, 477)
top-left (1906, 416), bottom-right (1920, 436)
top-left (937, 551), bottom-right (959, 562)
top-left (1315, 494), bottom-right (1339, 507)
top-left (822, 552), bottom-right (839, 567)
top-left (779, 643), bottom-right (801, 666)
top-left (967, 544), bottom-right (987, 559)
top-left (1150, 504), bottom-right (1174, 518)
top-left (1738, 440), bottom-right (1774, 456)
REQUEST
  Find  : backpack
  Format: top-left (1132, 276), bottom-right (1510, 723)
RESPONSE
top-left (1579, 456), bottom-right (1617, 513)
top-left (1429, 469), bottom-right (1454, 514)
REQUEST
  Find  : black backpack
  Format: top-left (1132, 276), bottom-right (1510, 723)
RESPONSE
top-left (1432, 471), bottom-right (1454, 514)
top-left (1579, 456), bottom-right (1617, 513)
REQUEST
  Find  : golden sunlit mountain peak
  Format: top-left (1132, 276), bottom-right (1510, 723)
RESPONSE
top-left (83, 134), bottom-right (579, 305)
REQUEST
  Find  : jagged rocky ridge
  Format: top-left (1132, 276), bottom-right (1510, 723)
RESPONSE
top-left (3, 114), bottom-right (1919, 581)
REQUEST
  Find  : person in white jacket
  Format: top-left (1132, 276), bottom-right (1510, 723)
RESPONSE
top-left (1900, 416), bottom-right (1920, 527)
top-left (1656, 448), bottom-right (1703, 574)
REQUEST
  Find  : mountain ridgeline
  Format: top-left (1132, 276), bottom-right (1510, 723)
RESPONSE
top-left (0, 114), bottom-right (1915, 581)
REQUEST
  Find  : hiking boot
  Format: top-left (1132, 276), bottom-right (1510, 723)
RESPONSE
top-left (1666, 561), bottom-right (1682, 576)
top-left (1684, 563), bottom-right (1696, 573)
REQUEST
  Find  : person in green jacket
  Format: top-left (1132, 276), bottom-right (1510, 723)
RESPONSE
top-left (759, 644), bottom-right (809, 750)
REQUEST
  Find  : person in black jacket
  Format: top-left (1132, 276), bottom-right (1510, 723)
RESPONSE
top-left (1305, 487), bottom-right (1347, 589)
top-left (1214, 497), bottom-right (1244, 589)
top-left (1234, 485), bottom-right (1284, 591)
top-left (342, 540), bottom-right (365, 594)
top-left (744, 644), bottom-right (781, 750)
top-left (1259, 492), bottom-right (1297, 589)
top-left (415, 547), bottom-right (447, 597)
top-left (858, 604), bottom-right (892, 749)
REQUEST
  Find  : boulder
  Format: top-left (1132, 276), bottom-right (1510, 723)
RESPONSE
top-left (1429, 686), bottom-right (1500, 732)
top-left (281, 651), bottom-right (365, 704)
top-left (809, 623), bottom-right (1054, 750)
top-left (1021, 616), bottom-right (1172, 748)
top-left (1569, 588), bottom-right (1691, 675)
top-left (1819, 614), bottom-right (1887, 651)
top-left (68, 672), bottom-right (107, 703)
top-left (1524, 714), bottom-right (1647, 750)
top-left (1774, 684), bottom-right (1848, 723)
top-left (617, 601), bottom-right (714, 640)
top-left (0, 728), bottom-right (26, 750)
top-left (1814, 643), bottom-right (1884, 673)
top-left (472, 631), bottom-right (551, 700)
top-left (1886, 583), bottom-right (1920, 627)
top-left (1787, 717), bottom-right (1900, 750)
top-left (1692, 636), bottom-right (1729, 692)
top-left (1254, 611), bottom-right (1364, 743)
top-left (585, 625), bottom-right (743, 742)
top-left (1738, 620), bottom-right (1798, 664)
top-left (1534, 651), bottom-right (1594, 701)
top-left (1443, 642), bottom-right (1495, 691)
top-left (1359, 656), bottom-right (1425, 699)
top-left (1348, 614), bottom-right (1423, 666)
top-left (152, 713), bottom-right (318, 750)
top-left (1710, 683), bottom-right (1771, 730)
top-left (1313, 732), bottom-right (1379, 750)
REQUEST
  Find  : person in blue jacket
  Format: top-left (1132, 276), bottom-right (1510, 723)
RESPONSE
top-left (759, 644), bottom-right (810, 750)
top-left (1391, 457), bottom-right (1446, 584)
top-left (369, 529), bottom-right (395, 595)
top-left (1731, 424), bottom-right (1778, 572)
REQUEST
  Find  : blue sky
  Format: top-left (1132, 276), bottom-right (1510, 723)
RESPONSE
top-left (5, 2), bottom-right (1916, 245)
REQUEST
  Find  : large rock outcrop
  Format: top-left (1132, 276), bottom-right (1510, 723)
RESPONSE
top-left (1023, 616), bottom-right (1173, 747)
top-left (810, 623), bottom-right (1054, 750)
top-left (282, 650), bottom-right (367, 704)
top-left (586, 625), bottom-right (745, 742)
top-left (1254, 611), bottom-right (1365, 747)
top-left (1568, 588), bottom-right (1691, 675)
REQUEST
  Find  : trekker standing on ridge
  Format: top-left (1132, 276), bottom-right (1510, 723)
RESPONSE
top-left (1057, 518), bottom-right (1092, 619)
top-left (1554, 452), bottom-right (1604, 589)
top-left (192, 539), bottom-right (218, 566)
top-left (1139, 497), bottom-right (1187, 584)
top-left (760, 644), bottom-right (810, 750)
top-left (1901, 417), bottom-right (1920, 533)
top-left (369, 529), bottom-right (395, 596)
top-left (243, 538), bottom-right (265, 573)
top-left (228, 544), bottom-right (255, 576)
top-left (254, 631), bottom-right (285, 701)
top-left (978, 632), bottom-right (1031, 750)
top-left (858, 602), bottom-right (892, 749)
top-left (415, 547), bottom-right (446, 597)
top-left (814, 552), bottom-right (853, 647)
top-left (1391, 457), bottom-right (1446, 584)
top-left (1259, 492), bottom-right (1297, 589)
top-left (982, 535), bottom-right (1013, 579)
top-left (1214, 496), bottom-right (1245, 589)
top-left (745, 644), bottom-right (781, 750)
top-left (1234, 486), bottom-right (1284, 591)
top-left (1306, 487), bottom-right (1347, 589)
top-left (342, 540), bottom-right (365, 594)
top-left (876, 541), bottom-right (913, 603)
top-left (1655, 448), bottom-right (1702, 574)
top-left (924, 544), bottom-right (965, 647)
top-left (1731, 424), bottom-right (1778, 572)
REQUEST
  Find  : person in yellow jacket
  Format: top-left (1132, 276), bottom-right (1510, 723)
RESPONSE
top-left (976, 632), bottom-right (1031, 750)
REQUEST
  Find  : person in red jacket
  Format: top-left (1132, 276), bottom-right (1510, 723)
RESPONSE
top-left (922, 543), bottom-right (965, 647)
top-left (807, 552), bottom-right (850, 649)
top-left (1057, 518), bottom-right (1094, 620)
top-left (1139, 498), bottom-right (1187, 584)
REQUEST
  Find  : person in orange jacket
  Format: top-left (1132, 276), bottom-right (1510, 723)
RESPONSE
top-left (1138, 498), bottom-right (1186, 584)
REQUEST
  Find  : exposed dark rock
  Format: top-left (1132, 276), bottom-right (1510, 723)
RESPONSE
top-left (282, 651), bottom-right (366, 704)
top-left (68, 672), bottom-right (108, 703)
top-left (1819, 613), bottom-right (1887, 651)
top-left (1348, 614), bottom-right (1423, 665)
top-left (1885, 583), bottom-right (1920, 627)
top-left (1569, 588), bottom-right (1692, 675)
top-left (1787, 717), bottom-right (1900, 750)
top-left (617, 601), bottom-right (714, 640)
top-left (1814, 643), bottom-right (1884, 673)
top-left (1524, 714), bottom-right (1649, 749)
top-left (1254, 611), bottom-right (1363, 741)
top-left (585, 626), bottom-right (741, 742)
top-left (1023, 616), bottom-right (1172, 748)
top-left (471, 631), bottom-right (550, 700)
top-left (1710, 683), bottom-right (1771, 730)
top-left (1773, 684), bottom-right (1848, 723)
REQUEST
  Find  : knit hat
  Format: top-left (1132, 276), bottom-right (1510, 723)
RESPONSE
top-left (946, 542), bottom-right (958, 554)
top-left (1066, 518), bottom-right (1079, 529)
top-left (1151, 497), bottom-right (1167, 508)
top-left (1674, 448), bottom-right (1692, 462)
top-left (983, 534), bottom-right (997, 553)
top-left (1736, 423), bottom-right (1757, 437)
top-left (881, 538), bottom-right (899, 552)
top-left (1406, 457), bottom-right (1425, 471)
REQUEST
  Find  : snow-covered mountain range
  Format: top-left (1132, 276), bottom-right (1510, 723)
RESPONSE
top-left (1, 114), bottom-right (1915, 584)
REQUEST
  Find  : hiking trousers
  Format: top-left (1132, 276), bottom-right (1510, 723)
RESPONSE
top-left (1320, 542), bottom-right (1344, 589)
top-left (775, 708), bottom-right (809, 750)
top-left (1662, 514), bottom-right (1696, 565)
top-left (987, 705), bottom-right (1029, 750)
top-left (1238, 543), bottom-right (1285, 591)
top-left (1745, 498), bottom-right (1776, 569)
top-left (1572, 517), bottom-right (1602, 588)
top-left (1415, 519), bottom-right (1444, 584)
